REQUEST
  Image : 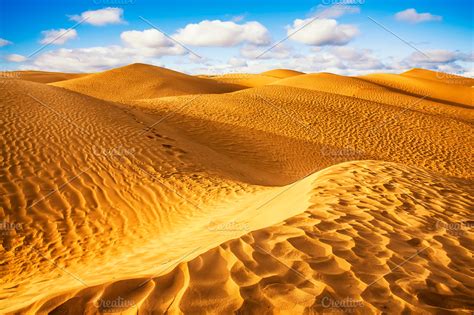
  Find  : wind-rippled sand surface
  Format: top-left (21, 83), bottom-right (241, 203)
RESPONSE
top-left (1, 64), bottom-right (473, 314)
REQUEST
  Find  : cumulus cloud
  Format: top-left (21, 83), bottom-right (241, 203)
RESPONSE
top-left (24, 46), bottom-right (141, 72)
top-left (330, 46), bottom-right (385, 70)
top-left (174, 20), bottom-right (271, 47)
top-left (288, 18), bottom-right (358, 46)
top-left (228, 57), bottom-right (247, 67)
top-left (69, 7), bottom-right (124, 26)
top-left (168, 45), bottom-right (473, 77)
top-left (6, 54), bottom-right (27, 62)
top-left (40, 29), bottom-right (78, 45)
top-left (395, 9), bottom-right (442, 23)
top-left (120, 29), bottom-right (185, 56)
top-left (240, 43), bottom-right (292, 59)
top-left (405, 50), bottom-right (471, 64)
top-left (23, 28), bottom-right (187, 72)
top-left (0, 38), bottom-right (12, 47)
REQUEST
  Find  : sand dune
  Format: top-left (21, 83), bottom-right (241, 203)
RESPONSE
top-left (1, 66), bottom-right (473, 314)
top-left (260, 69), bottom-right (305, 79)
top-left (206, 73), bottom-right (281, 88)
top-left (14, 161), bottom-right (474, 314)
top-left (133, 84), bottom-right (473, 181)
top-left (2, 70), bottom-right (88, 83)
top-left (52, 63), bottom-right (245, 102)
top-left (360, 71), bottom-right (473, 107)
top-left (272, 72), bottom-right (473, 122)
top-left (202, 68), bottom-right (304, 88)
top-left (402, 68), bottom-right (474, 87)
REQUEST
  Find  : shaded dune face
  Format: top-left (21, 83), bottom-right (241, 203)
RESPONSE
top-left (1, 67), bottom-right (473, 314)
top-left (133, 84), bottom-right (473, 181)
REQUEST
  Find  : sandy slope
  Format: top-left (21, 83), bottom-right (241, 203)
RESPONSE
top-left (15, 161), bottom-right (474, 314)
top-left (2, 70), bottom-right (88, 83)
top-left (203, 69), bottom-right (304, 88)
top-left (133, 85), bottom-right (473, 181)
top-left (271, 72), bottom-right (473, 122)
top-left (205, 73), bottom-right (281, 88)
top-left (402, 68), bottom-right (474, 87)
top-left (0, 77), bottom-right (266, 312)
top-left (51, 63), bottom-right (245, 102)
top-left (260, 69), bottom-right (305, 79)
top-left (1, 66), bottom-right (473, 314)
top-left (360, 72), bottom-right (473, 108)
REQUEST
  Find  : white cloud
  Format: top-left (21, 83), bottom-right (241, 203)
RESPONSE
top-left (330, 46), bottom-right (385, 70)
top-left (40, 29), bottom-right (78, 45)
top-left (23, 30), bottom-right (187, 72)
top-left (121, 29), bottom-right (172, 48)
top-left (394, 49), bottom-right (472, 75)
top-left (0, 38), bottom-right (12, 47)
top-left (120, 29), bottom-right (185, 56)
top-left (174, 20), bottom-right (271, 47)
top-left (240, 43), bottom-right (292, 59)
top-left (405, 50), bottom-right (470, 64)
top-left (69, 7), bottom-right (124, 26)
top-left (6, 54), bottom-right (27, 62)
top-left (288, 18), bottom-right (358, 46)
top-left (25, 46), bottom-right (140, 72)
top-left (395, 9), bottom-right (442, 23)
top-left (228, 57), bottom-right (248, 67)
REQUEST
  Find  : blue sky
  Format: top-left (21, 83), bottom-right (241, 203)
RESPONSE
top-left (0, 0), bottom-right (472, 75)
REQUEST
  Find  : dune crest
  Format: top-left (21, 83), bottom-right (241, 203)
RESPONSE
top-left (15, 161), bottom-right (474, 314)
top-left (260, 69), bottom-right (305, 79)
top-left (51, 63), bottom-right (245, 102)
top-left (2, 70), bottom-right (89, 83)
top-left (402, 68), bottom-right (474, 87)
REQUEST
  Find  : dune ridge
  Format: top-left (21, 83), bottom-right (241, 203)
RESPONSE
top-left (402, 68), bottom-right (474, 87)
top-left (260, 69), bottom-right (305, 79)
top-left (132, 84), bottom-right (473, 180)
top-left (14, 161), bottom-right (474, 314)
top-left (51, 63), bottom-right (246, 102)
top-left (360, 72), bottom-right (473, 107)
top-left (1, 70), bottom-right (89, 83)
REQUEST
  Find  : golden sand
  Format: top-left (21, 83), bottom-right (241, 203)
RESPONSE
top-left (52, 63), bottom-right (245, 102)
top-left (0, 66), bottom-right (472, 314)
top-left (2, 70), bottom-right (88, 84)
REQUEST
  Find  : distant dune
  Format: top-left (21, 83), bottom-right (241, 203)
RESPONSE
top-left (1, 65), bottom-right (473, 314)
top-left (52, 63), bottom-right (245, 102)
top-left (360, 72), bottom-right (473, 107)
top-left (272, 72), bottom-right (473, 121)
top-left (402, 68), bottom-right (474, 87)
top-left (205, 73), bottom-right (281, 87)
top-left (260, 69), bottom-right (305, 78)
top-left (3, 70), bottom-right (88, 83)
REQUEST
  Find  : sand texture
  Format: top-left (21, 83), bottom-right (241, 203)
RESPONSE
top-left (2, 71), bottom-right (89, 84)
top-left (1, 66), bottom-right (473, 314)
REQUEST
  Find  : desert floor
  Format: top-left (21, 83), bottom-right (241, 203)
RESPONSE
top-left (1, 65), bottom-right (473, 314)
